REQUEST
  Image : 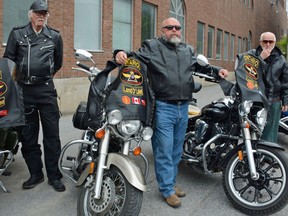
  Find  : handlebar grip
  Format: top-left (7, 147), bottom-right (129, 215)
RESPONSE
top-left (76, 62), bottom-right (91, 71)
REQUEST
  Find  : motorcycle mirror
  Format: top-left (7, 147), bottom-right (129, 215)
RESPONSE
top-left (75, 49), bottom-right (95, 64)
top-left (196, 54), bottom-right (209, 66)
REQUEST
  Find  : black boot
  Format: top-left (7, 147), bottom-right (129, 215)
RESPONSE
top-left (48, 179), bottom-right (65, 192)
top-left (22, 174), bottom-right (44, 189)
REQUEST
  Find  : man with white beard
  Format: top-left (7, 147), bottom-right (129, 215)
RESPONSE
top-left (3, 0), bottom-right (65, 192)
top-left (114, 17), bottom-right (228, 208)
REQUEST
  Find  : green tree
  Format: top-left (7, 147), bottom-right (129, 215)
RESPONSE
top-left (276, 36), bottom-right (288, 59)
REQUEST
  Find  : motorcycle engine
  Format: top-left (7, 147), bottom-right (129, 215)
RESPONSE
top-left (194, 119), bottom-right (210, 144)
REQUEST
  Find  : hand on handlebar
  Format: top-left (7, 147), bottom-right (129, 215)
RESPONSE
top-left (218, 69), bottom-right (229, 79)
top-left (115, 51), bottom-right (128, 64)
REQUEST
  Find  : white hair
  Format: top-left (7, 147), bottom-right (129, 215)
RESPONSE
top-left (27, 9), bottom-right (49, 25)
top-left (259, 32), bottom-right (276, 41)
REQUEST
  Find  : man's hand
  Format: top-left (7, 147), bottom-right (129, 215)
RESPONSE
top-left (218, 69), bottom-right (229, 79)
top-left (115, 51), bottom-right (127, 64)
top-left (282, 105), bottom-right (288, 112)
top-left (260, 49), bottom-right (272, 60)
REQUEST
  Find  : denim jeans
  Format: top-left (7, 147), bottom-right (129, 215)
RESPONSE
top-left (151, 100), bottom-right (188, 198)
top-left (261, 101), bottom-right (281, 142)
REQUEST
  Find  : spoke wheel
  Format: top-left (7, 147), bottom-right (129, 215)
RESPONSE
top-left (78, 165), bottom-right (143, 216)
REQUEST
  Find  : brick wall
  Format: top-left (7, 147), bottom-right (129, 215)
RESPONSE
top-left (0, 0), bottom-right (286, 113)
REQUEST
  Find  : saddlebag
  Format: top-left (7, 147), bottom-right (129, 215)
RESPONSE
top-left (72, 102), bottom-right (88, 130)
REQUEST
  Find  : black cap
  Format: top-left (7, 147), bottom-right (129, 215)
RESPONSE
top-left (30, 1), bottom-right (48, 12)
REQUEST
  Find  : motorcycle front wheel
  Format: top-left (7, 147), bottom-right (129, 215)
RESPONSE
top-left (223, 145), bottom-right (288, 215)
top-left (77, 165), bottom-right (143, 216)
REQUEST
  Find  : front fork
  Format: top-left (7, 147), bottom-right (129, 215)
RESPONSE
top-left (93, 128), bottom-right (110, 199)
top-left (241, 126), bottom-right (259, 180)
top-left (92, 128), bottom-right (131, 198)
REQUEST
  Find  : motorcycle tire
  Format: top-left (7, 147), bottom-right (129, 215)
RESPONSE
top-left (222, 145), bottom-right (288, 215)
top-left (77, 165), bottom-right (143, 216)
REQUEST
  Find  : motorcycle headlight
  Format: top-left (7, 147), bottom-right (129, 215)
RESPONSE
top-left (141, 126), bottom-right (153, 141)
top-left (117, 120), bottom-right (141, 136)
top-left (107, 110), bottom-right (123, 125)
top-left (255, 108), bottom-right (267, 129)
top-left (238, 100), bottom-right (253, 116)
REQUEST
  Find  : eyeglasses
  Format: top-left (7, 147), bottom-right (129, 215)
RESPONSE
top-left (162, 25), bottom-right (182, 31)
top-left (261, 40), bottom-right (275, 44)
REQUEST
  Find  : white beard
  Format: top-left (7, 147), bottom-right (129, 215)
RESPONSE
top-left (169, 36), bottom-right (181, 46)
top-left (162, 34), bottom-right (181, 46)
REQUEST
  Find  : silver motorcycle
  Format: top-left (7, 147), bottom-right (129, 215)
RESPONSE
top-left (58, 50), bottom-right (153, 216)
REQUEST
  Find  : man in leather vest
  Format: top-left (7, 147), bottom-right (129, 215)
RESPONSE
top-left (114, 17), bottom-right (228, 208)
top-left (248, 32), bottom-right (288, 142)
top-left (3, 0), bottom-right (65, 192)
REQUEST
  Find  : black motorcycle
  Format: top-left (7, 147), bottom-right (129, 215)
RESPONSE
top-left (182, 54), bottom-right (288, 215)
top-left (279, 111), bottom-right (288, 135)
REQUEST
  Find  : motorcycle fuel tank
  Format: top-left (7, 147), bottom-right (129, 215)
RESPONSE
top-left (201, 102), bottom-right (229, 121)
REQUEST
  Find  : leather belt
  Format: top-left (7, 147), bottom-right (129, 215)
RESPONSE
top-left (161, 100), bottom-right (188, 105)
top-left (18, 75), bottom-right (52, 85)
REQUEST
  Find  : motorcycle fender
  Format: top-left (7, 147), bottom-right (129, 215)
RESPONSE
top-left (255, 140), bottom-right (285, 151)
top-left (75, 153), bottom-right (147, 191)
top-left (106, 153), bottom-right (147, 192)
top-left (222, 140), bottom-right (285, 168)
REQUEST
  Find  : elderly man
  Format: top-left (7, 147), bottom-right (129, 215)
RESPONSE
top-left (248, 32), bottom-right (288, 142)
top-left (3, 0), bottom-right (65, 192)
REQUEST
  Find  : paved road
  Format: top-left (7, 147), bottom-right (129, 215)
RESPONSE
top-left (0, 84), bottom-right (287, 216)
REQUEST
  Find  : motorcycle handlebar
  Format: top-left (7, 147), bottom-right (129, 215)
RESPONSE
top-left (76, 61), bottom-right (91, 71)
top-left (192, 71), bottom-right (218, 83)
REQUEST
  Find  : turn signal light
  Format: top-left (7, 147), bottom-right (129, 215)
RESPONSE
top-left (133, 146), bottom-right (142, 156)
top-left (89, 162), bottom-right (95, 174)
top-left (95, 128), bottom-right (105, 139)
top-left (238, 150), bottom-right (243, 161)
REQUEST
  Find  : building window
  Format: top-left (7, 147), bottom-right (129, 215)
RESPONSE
top-left (216, 29), bottom-right (223, 60)
top-left (242, 38), bottom-right (247, 52)
top-left (170, 0), bottom-right (185, 41)
top-left (238, 37), bottom-right (242, 54)
top-left (141, 2), bottom-right (156, 43)
top-left (207, 26), bottom-right (215, 59)
top-left (224, 32), bottom-right (229, 60)
top-left (113, 0), bottom-right (132, 51)
top-left (2, 0), bottom-right (36, 45)
top-left (230, 34), bottom-right (235, 60)
top-left (248, 31), bottom-right (252, 50)
top-left (74, 0), bottom-right (102, 51)
top-left (196, 22), bottom-right (205, 54)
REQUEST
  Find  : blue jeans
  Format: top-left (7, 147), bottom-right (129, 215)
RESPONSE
top-left (151, 100), bottom-right (188, 198)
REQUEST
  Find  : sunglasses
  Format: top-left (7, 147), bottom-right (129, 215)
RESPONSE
top-left (162, 25), bottom-right (181, 31)
top-left (33, 11), bottom-right (48, 17)
top-left (261, 40), bottom-right (275, 44)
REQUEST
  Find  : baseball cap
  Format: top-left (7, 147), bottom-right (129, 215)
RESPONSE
top-left (30, 1), bottom-right (48, 12)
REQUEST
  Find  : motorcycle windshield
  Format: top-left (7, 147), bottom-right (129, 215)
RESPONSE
top-left (0, 58), bottom-right (25, 128)
top-left (234, 53), bottom-right (268, 107)
top-left (106, 56), bottom-right (155, 127)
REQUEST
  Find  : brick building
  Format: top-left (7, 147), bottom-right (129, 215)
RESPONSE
top-left (0, 0), bottom-right (287, 113)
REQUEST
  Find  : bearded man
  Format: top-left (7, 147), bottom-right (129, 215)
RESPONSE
top-left (114, 17), bottom-right (228, 208)
top-left (3, 0), bottom-right (65, 192)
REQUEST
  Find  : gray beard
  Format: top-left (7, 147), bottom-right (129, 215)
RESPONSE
top-left (162, 35), bottom-right (181, 46)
